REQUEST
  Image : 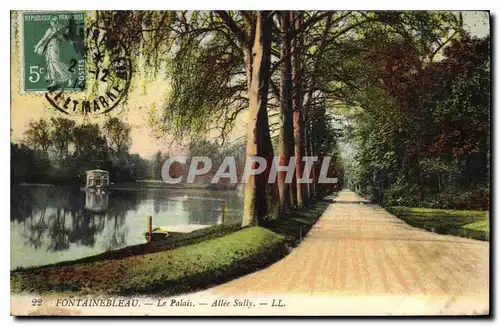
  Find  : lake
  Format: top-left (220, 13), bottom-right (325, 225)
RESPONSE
top-left (11, 185), bottom-right (244, 269)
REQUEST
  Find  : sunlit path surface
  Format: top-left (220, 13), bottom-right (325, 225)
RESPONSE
top-left (201, 189), bottom-right (489, 315)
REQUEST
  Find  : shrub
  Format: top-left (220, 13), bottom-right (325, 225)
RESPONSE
top-left (383, 184), bottom-right (489, 210)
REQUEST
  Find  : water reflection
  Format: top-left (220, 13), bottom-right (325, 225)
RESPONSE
top-left (11, 185), bottom-right (243, 269)
top-left (85, 192), bottom-right (109, 213)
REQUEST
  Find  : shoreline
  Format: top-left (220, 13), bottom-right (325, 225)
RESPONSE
top-left (12, 223), bottom-right (242, 273)
top-left (11, 200), bottom-right (331, 296)
top-left (16, 181), bottom-right (240, 191)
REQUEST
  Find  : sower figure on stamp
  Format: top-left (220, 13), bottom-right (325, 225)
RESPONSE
top-left (34, 17), bottom-right (73, 88)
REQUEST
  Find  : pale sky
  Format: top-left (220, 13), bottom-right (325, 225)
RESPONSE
top-left (463, 11), bottom-right (490, 38)
top-left (10, 11), bottom-right (489, 159)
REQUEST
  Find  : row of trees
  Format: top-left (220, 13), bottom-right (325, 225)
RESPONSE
top-left (22, 117), bottom-right (131, 161)
top-left (12, 117), bottom-right (248, 187)
top-left (12, 117), bottom-right (141, 184)
top-left (149, 139), bottom-right (247, 188)
top-left (344, 35), bottom-right (490, 210)
top-left (88, 10), bottom-right (468, 226)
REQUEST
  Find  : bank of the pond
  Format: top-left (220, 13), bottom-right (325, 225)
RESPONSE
top-left (110, 181), bottom-right (238, 191)
top-left (11, 200), bottom-right (330, 296)
top-left (13, 224), bottom-right (242, 271)
top-left (387, 206), bottom-right (489, 241)
top-left (18, 181), bottom-right (236, 191)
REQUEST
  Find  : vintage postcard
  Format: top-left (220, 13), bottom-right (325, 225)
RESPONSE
top-left (10, 10), bottom-right (490, 316)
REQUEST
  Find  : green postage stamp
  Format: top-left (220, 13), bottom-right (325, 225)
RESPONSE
top-left (22, 12), bottom-right (86, 92)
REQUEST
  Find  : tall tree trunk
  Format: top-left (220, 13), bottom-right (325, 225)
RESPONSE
top-left (302, 14), bottom-right (332, 202)
top-left (258, 99), bottom-right (278, 218)
top-left (293, 110), bottom-right (306, 204)
top-left (242, 11), bottom-right (273, 227)
top-left (277, 11), bottom-right (295, 213)
top-left (313, 143), bottom-right (321, 198)
top-left (303, 118), bottom-right (311, 201)
top-left (291, 12), bottom-right (308, 207)
top-left (309, 139), bottom-right (317, 198)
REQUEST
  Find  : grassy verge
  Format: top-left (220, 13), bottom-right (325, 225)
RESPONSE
top-left (387, 206), bottom-right (489, 241)
top-left (12, 227), bottom-right (287, 296)
top-left (261, 200), bottom-right (331, 246)
top-left (12, 200), bottom-right (330, 296)
top-left (13, 223), bottom-right (242, 271)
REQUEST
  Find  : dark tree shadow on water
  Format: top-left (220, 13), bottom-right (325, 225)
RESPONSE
top-left (11, 186), bottom-right (140, 255)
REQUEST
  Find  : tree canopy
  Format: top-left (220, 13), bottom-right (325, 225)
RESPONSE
top-left (31, 10), bottom-right (488, 225)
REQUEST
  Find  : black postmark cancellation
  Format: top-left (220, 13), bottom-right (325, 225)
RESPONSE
top-left (43, 24), bottom-right (132, 116)
top-left (45, 84), bottom-right (125, 115)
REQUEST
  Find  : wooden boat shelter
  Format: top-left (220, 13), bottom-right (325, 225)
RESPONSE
top-left (85, 169), bottom-right (110, 189)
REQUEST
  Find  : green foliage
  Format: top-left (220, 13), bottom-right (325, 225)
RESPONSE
top-left (50, 117), bottom-right (75, 160)
top-left (23, 118), bottom-right (52, 154)
top-left (345, 35), bottom-right (490, 209)
top-left (103, 117), bottom-right (132, 155)
top-left (384, 183), bottom-right (489, 210)
top-left (163, 31), bottom-right (246, 142)
top-left (12, 117), bottom-right (154, 184)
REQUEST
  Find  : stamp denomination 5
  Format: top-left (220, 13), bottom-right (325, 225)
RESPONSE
top-left (21, 11), bottom-right (131, 116)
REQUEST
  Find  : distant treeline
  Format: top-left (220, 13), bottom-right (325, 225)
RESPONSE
top-left (11, 117), bottom-right (245, 187)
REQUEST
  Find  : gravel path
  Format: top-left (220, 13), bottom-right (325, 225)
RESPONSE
top-left (204, 190), bottom-right (489, 315)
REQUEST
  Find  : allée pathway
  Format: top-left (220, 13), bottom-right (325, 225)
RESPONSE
top-left (202, 190), bottom-right (489, 315)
